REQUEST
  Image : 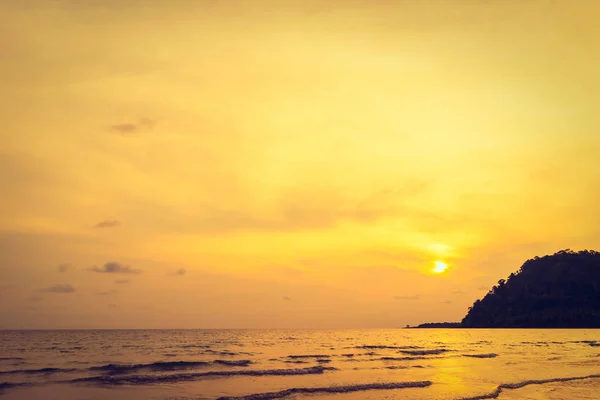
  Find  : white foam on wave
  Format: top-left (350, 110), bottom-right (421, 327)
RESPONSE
top-left (71, 366), bottom-right (336, 385)
top-left (216, 380), bottom-right (433, 400)
top-left (461, 374), bottom-right (600, 400)
top-left (463, 353), bottom-right (498, 359)
top-left (399, 349), bottom-right (450, 356)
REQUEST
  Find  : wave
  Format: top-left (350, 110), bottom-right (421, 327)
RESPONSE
top-left (0, 382), bottom-right (29, 391)
top-left (399, 349), bottom-right (449, 356)
top-left (380, 356), bottom-right (429, 361)
top-left (342, 352), bottom-right (381, 357)
top-left (0, 358), bottom-right (24, 361)
top-left (461, 374), bottom-right (600, 400)
top-left (72, 366), bottom-right (335, 385)
top-left (0, 367), bottom-right (75, 375)
top-left (463, 353), bottom-right (498, 359)
top-left (201, 350), bottom-right (253, 356)
top-left (89, 359), bottom-right (252, 374)
top-left (214, 360), bottom-right (252, 367)
top-left (216, 380), bottom-right (433, 400)
top-left (356, 345), bottom-right (422, 350)
top-left (90, 361), bottom-right (211, 374)
top-left (287, 354), bottom-right (330, 359)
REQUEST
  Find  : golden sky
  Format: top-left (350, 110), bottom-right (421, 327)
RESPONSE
top-left (1, 0), bottom-right (600, 328)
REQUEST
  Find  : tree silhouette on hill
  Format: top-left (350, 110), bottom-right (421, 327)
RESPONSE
top-left (462, 249), bottom-right (600, 328)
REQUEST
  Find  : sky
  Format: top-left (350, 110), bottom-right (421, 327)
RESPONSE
top-left (1, 0), bottom-right (600, 329)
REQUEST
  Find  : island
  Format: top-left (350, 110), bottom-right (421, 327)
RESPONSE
top-left (414, 249), bottom-right (600, 328)
top-left (406, 322), bottom-right (462, 328)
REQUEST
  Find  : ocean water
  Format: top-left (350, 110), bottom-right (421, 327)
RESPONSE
top-left (0, 329), bottom-right (599, 400)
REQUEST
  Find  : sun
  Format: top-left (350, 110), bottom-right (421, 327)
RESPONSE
top-left (432, 260), bottom-right (448, 274)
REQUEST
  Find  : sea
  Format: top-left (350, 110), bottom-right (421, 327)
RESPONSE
top-left (0, 329), bottom-right (599, 400)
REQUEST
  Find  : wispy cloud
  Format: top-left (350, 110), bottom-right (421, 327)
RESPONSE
top-left (109, 118), bottom-right (155, 135)
top-left (114, 279), bottom-right (130, 284)
top-left (95, 290), bottom-right (119, 296)
top-left (27, 295), bottom-right (43, 302)
top-left (441, 300), bottom-right (453, 304)
top-left (393, 295), bottom-right (420, 300)
top-left (39, 284), bottom-right (75, 293)
top-left (170, 268), bottom-right (186, 276)
top-left (146, 182), bottom-right (430, 236)
top-left (282, 296), bottom-right (291, 301)
top-left (90, 262), bottom-right (142, 275)
top-left (94, 220), bottom-right (120, 228)
top-left (57, 263), bottom-right (73, 272)
top-left (478, 285), bottom-right (490, 291)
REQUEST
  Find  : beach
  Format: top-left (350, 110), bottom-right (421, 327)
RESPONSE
top-left (1, 329), bottom-right (599, 400)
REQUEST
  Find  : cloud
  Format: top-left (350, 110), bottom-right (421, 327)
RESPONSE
top-left (393, 295), bottom-right (420, 300)
top-left (39, 284), bottom-right (75, 293)
top-left (170, 268), bottom-right (186, 276)
top-left (109, 118), bottom-right (155, 135)
top-left (478, 285), bottom-right (490, 291)
top-left (89, 262), bottom-right (142, 274)
top-left (441, 300), bottom-right (453, 304)
top-left (95, 290), bottom-right (119, 296)
top-left (115, 279), bottom-right (130, 284)
top-left (141, 181), bottom-right (430, 236)
top-left (282, 296), bottom-right (291, 301)
top-left (108, 304), bottom-right (117, 308)
top-left (27, 295), bottom-right (43, 302)
top-left (94, 220), bottom-right (120, 228)
top-left (352, 183), bottom-right (430, 222)
top-left (57, 263), bottom-right (73, 272)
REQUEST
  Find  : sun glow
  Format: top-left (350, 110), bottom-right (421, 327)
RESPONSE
top-left (432, 261), bottom-right (448, 274)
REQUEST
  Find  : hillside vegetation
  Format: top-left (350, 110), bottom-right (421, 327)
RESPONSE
top-left (462, 250), bottom-right (600, 328)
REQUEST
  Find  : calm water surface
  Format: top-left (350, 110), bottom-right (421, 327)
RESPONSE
top-left (0, 329), bottom-right (599, 399)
